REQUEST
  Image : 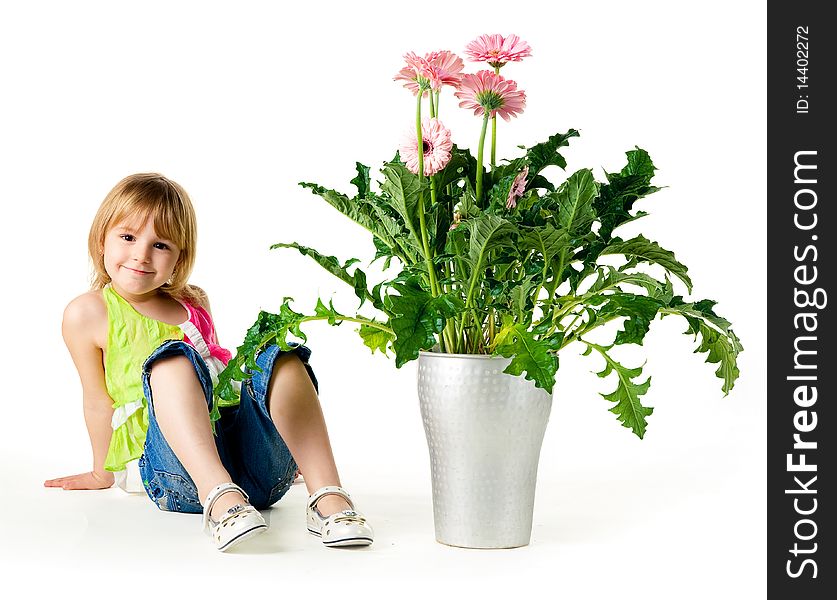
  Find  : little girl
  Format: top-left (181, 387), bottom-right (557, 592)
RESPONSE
top-left (45, 173), bottom-right (373, 551)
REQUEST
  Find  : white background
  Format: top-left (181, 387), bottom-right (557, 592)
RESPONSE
top-left (0, 1), bottom-right (765, 597)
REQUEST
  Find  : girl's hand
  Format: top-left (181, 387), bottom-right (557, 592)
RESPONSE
top-left (44, 470), bottom-right (115, 490)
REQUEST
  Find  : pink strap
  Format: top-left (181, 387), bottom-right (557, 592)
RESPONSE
top-left (180, 302), bottom-right (233, 365)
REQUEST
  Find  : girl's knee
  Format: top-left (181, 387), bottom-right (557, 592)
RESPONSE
top-left (149, 354), bottom-right (197, 385)
top-left (268, 353), bottom-right (306, 384)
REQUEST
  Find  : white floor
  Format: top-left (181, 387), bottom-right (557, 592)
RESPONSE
top-left (7, 457), bottom-right (766, 598)
top-left (5, 339), bottom-right (766, 599)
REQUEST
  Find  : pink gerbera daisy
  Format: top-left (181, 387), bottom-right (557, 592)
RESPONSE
top-left (425, 50), bottom-right (465, 89)
top-left (464, 34), bottom-right (532, 68)
top-left (395, 50), bottom-right (464, 95)
top-left (506, 166), bottom-right (529, 209)
top-left (454, 70), bottom-right (526, 121)
top-left (400, 118), bottom-right (453, 176)
top-left (394, 52), bottom-right (435, 96)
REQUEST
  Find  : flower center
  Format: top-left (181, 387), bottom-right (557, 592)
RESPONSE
top-left (422, 140), bottom-right (432, 154)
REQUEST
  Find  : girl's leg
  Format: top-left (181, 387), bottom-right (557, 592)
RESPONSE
top-left (149, 354), bottom-right (245, 518)
top-left (266, 353), bottom-right (352, 516)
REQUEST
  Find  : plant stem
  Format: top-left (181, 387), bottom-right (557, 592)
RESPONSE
top-left (562, 311), bottom-right (584, 336)
top-left (299, 314), bottom-right (395, 336)
top-left (415, 90), bottom-right (444, 350)
top-left (416, 91), bottom-right (425, 182)
top-left (475, 114), bottom-right (489, 204)
top-left (488, 307), bottom-right (495, 346)
top-left (490, 65), bottom-right (500, 169)
top-left (490, 117), bottom-right (497, 169)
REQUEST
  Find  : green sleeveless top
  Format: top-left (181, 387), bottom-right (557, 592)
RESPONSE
top-left (102, 286), bottom-right (184, 472)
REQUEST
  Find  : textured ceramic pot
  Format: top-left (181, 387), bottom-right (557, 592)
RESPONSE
top-left (417, 351), bottom-right (553, 548)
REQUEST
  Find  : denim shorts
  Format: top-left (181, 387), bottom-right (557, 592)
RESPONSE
top-left (137, 340), bottom-right (318, 513)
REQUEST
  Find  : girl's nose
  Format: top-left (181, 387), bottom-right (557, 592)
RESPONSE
top-left (133, 246), bottom-right (152, 262)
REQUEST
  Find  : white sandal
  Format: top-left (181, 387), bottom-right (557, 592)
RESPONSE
top-left (306, 486), bottom-right (374, 547)
top-left (202, 483), bottom-right (267, 552)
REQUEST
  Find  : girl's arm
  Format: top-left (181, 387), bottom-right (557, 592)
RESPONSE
top-left (44, 293), bottom-right (115, 490)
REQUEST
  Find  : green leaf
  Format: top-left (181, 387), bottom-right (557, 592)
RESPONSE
top-left (556, 168), bottom-right (598, 237)
top-left (380, 162), bottom-right (425, 250)
top-left (314, 297), bottom-right (343, 325)
top-left (428, 199), bottom-right (452, 253)
top-left (385, 279), bottom-right (464, 367)
top-left (446, 145), bottom-right (479, 191)
top-left (350, 162), bottom-right (371, 197)
top-left (464, 213), bottom-right (517, 271)
top-left (486, 157), bottom-right (527, 192)
top-left (487, 169), bottom-right (521, 211)
top-left (494, 321), bottom-right (558, 393)
top-left (663, 299), bottom-right (743, 394)
top-left (215, 301), bottom-right (310, 403)
top-left (271, 242), bottom-right (378, 309)
top-left (586, 342), bottom-right (654, 438)
top-left (599, 234), bottom-right (693, 293)
top-left (299, 182), bottom-right (376, 235)
top-left (520, 224), bottom-right (570, 266)
top-left (358, 323), bottom-right (394, 356)
top-left (367, 202), bottom-right (421, 264)
top-left (585, 266), bottom-right (667, 297)
top-left (435, 148), bottom-right (470, 191)
top-left (508, 276), bottom-right (539, 321)
top-left (589, 293), bottom-right (664, 345)
top-left (525, 129), bottom-right (580, 175)
top-left (595, 148), bottom-right (660, 241)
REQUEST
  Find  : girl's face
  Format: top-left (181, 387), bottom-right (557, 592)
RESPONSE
top-left (103, 216), bottom-right (181, 301)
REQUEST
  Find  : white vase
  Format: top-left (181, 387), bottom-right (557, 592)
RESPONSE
top-left (417, 351), bottom-right (553, 548)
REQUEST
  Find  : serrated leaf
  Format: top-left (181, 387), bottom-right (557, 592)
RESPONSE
top-left (599, 234), bottom-right (693, 292)
top-left (664, 299), bottom-right (743, 394)
top-left (590, 293), bottom-right (664, 346)
top-left (525, 129), bottom-right (580, 175)
top-left (494, 321), bottom-right (558, 393)
top-left (464, 213), bottom-right (517, 271)
top-left (435, 148), bottom-right (471, 191)
top-left (385, 279), bottom-right (464, 367)
top-left (586, 343), bottom-right (654, 438)
top-left (585, 266), bottom-right (666, 297)
top-left (271, 242), bottom-right (378, 309)
top-left (367, 202), bottom-right (421, 264)
top-left (358, 324), bottom-right (394, 356)
top-left (314, 297), bottom-right (343, 325)
top-left (299, 182), bottom-right (376, 235)
top-left (557, 168), bottom-right (598, 237)
top-left (520, 224), bottom-right (570, 266)
top-left (215, 301), bottom-right (310, 404)
top-left (380, 162), bottom-right (425, 249)
top-left (508, 276), bottom-right (539, 321)
top-left (595, 148), bottom-right (660, 240)
top-left (350, 162), bottom-right (371, 197)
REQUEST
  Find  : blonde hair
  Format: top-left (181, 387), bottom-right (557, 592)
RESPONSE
top-left (88, 173), bottom-right (205, 306)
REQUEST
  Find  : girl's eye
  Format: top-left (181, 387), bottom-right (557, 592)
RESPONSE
top-left (120, 234), bottom-right (135, 242)
top-left (153, 242), bottom-right (170, 250)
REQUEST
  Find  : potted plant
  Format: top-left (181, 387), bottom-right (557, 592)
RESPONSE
top-left (216, 34), bottom-right (742, 549)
